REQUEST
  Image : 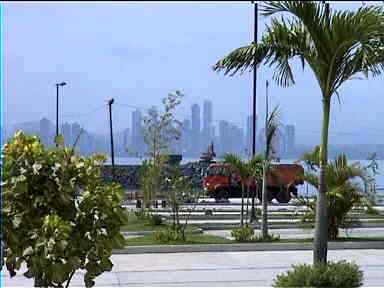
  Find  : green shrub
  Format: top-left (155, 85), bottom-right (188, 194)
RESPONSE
top-left (366, 205), bottom-right (380, 215)
top-left (134, 210), bottom-right (150, 220)
top-left (273, 260), bottom-right (363, 288)
top-left (150, 214), bottom-right (163, 226)
top-left (2, 132), bottom-right (128, 288)
top-left (153, 229), bottom-right (184, 243)
top-left (231, 225), bottom-right (255, 242)
top-left (253, 233), bottom-right (280, 242)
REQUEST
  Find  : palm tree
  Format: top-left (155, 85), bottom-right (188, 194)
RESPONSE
top-left (248, 154), bottom-right (264, 222)
top-left (223, 153), bottom-right (250, 227)
top-left (261, 105), bottom-right (281, 239)
top-left (299, 148), bottom-right (368, 240)
top-left (214, 1), bottom-right (384, 264)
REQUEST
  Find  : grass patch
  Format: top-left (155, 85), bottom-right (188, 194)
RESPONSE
top-left (125, 233), bottom-right (233, 246)
top-left (121, 212), bottom-right (199, 232)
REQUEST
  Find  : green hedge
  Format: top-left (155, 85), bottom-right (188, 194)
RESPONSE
top-left (273, 260), bottom-right (363, 288)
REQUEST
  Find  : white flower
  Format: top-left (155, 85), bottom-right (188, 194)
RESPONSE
top-left (19, 167), bottom-right (27, 175)
top-left (32, 163), bottom-right (42, 175)
top-left (16, 175), bottom-right (26, 182)
top-left (76, 162), bottom-right (85, 169)
top-left (85, 232), bottom-right (92, 240)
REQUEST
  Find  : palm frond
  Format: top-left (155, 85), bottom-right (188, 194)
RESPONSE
top-left (299, 146), bottom-right (320, 170)
top-left (223, 153), bottom-right (249, 180)
top-left (213, 43), bottom-right (268, 76)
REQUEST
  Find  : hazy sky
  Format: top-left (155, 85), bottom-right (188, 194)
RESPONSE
top-left (4, 1), bottom-right (384, 145)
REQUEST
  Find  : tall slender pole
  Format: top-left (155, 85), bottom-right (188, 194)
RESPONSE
top-left (252, 1), bottom-right (258, 156)
top-left (56, 84), bottom-right (59, 145)
top-left (108, 99), bottom-right (115, 181)
top-left (250, 1), bottom-right (258, 222)
top-left (55, 82), bottom-right (66, 147)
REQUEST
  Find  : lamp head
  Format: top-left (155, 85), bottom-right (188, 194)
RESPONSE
top-left (108, 98), bottom-right (114, 105)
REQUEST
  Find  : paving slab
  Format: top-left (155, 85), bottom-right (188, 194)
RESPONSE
top-left (3, 249), bottom-right (384, 287)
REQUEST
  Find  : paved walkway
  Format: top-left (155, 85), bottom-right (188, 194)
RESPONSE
top-left (2, 249), bottom-right (384, 287)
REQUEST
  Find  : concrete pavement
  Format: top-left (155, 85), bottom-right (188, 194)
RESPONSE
top-left (3, 249), bottom-right (384, 287)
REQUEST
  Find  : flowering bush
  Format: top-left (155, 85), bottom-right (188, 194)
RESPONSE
top-left (2, 132), bottom-right (128, 288)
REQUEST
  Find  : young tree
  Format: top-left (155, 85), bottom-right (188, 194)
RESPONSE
top-left (141, 90), bottom-right (184, 207)
top-left (214, 1), bottom-right (384, 264)
top-left (164, 167), bottom-right (201, 241)
top-left (2, 132), bottom-right (128, 288)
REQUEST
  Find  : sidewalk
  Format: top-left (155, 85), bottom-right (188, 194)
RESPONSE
top-left (3, 249), bottom-right (384, 287)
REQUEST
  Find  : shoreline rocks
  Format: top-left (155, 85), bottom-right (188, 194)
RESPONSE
top-left (101, 161), bottom-right (213, 189)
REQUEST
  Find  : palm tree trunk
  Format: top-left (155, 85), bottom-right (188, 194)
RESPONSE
top-left (250, 185), bottom-right (256, 222)
top-left (261, 162), bottom-right (268, 239)
top-left (246, 184), bottom-right (250, 224)
top-left (241, 183), bottom-right (245, 227)
top-left (314, 98), bottom-right (330, 265)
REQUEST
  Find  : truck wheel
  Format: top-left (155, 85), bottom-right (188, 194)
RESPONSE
top-left (268, 190), bottom-right (276, 202)
top-left (275, 191), bottom-right (291, 203)
top-left (215, 189), bottom-right (229, 202)
top-left (257, 190), bottom-right (275, 202)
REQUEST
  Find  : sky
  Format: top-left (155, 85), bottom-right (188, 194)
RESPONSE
top-left (3, 1), bottom-right (384, 145)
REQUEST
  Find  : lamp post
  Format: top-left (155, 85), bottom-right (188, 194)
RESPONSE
top-left (55, 82), bottom-right (67, 146)
top-left (108, 98), bottom-right (115, 181)
top-left (250, 1), bottom-right (258, 222)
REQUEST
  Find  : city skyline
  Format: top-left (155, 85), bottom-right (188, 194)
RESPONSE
top-left (6, 99), bottom-right (384, 160)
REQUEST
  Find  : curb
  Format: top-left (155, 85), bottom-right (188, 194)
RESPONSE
top-left (113, 241), bottom-right (384, 254)
top-left (201, 222), bottom-right (384, 230)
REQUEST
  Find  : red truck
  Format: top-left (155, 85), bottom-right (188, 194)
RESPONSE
top-left (203, 162), bottom-right (304, 203)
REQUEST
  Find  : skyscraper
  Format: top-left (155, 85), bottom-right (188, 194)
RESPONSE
top-left (39, 118), bottom-right (51, 147)
top-left (181, 119), bottom-right (191, 156)
top-left (218, 120), bottom-right (229, 156)
top-left (202, 100), bottom-right (213, 150)
top-left (132, 110), bottom-right (144, 155)
top-left (61, 122), bottom-right (72, 147)
top-left (285, 125), bottom-right (296, 157)
top-left (123, 128), bottom-right (130, 151)
top-left (191, 104), bottom-right (201, 156)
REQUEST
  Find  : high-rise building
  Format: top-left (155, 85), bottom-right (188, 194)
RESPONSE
top-left (202, 100), bottom-right (213, 150)
top-left (285, 125), bottom-right (296, 157)
top-left (132, 110), bottom-right (144, 155)
top-left (123, 128), bottom-right (130, 152)
top-left (181, 119), bottom-right (191, 156)
top-left (39, 118), bottom-right (51, 147)
top-left (218, 120), bottom-right (229, 156)
top-left (191, 104), bottom-right (201, 156)
top-left (61, 122), bottom-right (72, 147)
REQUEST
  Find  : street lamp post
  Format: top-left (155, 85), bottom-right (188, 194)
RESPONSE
top-left (108, 98), bottom-right (115, 181)
top-left (250, 1), bottom-right (258, 222)
top-left (55, 82), bottom-right (67, 146)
